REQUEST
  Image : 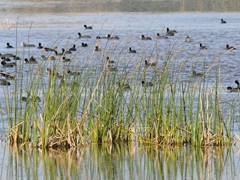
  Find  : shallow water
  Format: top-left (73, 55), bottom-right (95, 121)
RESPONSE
top-left (1, 142), bottom-right (240, 180)
top-left (0, 2), bottom-right (240, 179)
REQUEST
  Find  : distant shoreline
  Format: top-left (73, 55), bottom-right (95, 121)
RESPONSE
top-left (1, 0), bottom-right (240, 13)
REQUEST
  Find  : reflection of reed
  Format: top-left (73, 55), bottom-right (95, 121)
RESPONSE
top-left (2, 143), bottom-right (237, 179)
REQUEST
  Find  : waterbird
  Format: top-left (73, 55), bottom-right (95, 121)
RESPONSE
top-left (221, 19), bottom-right (227, 24)
top-left (129, 47), bottom-right (137, 53)
top-left (166, 27), bottom-right (177, 33)
top-left (110, 35), bottom-right (120, 40)
top-left (142, 80), bottom-right (153, 87)
top-left (185, 36), bottom-right (192, 42)
top-left (67, 70), bottom-right (81, 75)
top-left (156, 33), bottom-right (168, 39)
top-left (140, 35), bottom-right (152, 40)
top-left (21, 42), bottom-right (36, 47)
top-left (69, 44), bottom-right (76, 51)
top-left (192, 70), bottom-right (203, 77)
top-left (39, 43), bottom-right (56, 51)
top-left (1, 61), bottom-right (16, 67)
top-left (0, 70), bottom-right (16, 80)
top-left (1, 57), bottom-right (11, 61)
top-left (235, 80), bottom-right (240, 88)
top-left (62, 48), bottom-right (72, 54)
top-left (81, 42), bottom-right (88, 47)
top-left (106, 57), bottom-right (115, 64)
top-left (0, 53), bottom-right (15, 58)
top-left (62, 57), bottom-right (71, 62)
top-left (95, 45), bottom-right (101, 51)
top-left (25, 58), bottom-right (38, 64)
top-left (145, 60), bottom-right (157, 67)
top-left (41, 55), bottom-right (57, 60)
top-left (226, 44), bottom-right (236, 50)
top-left (116, 81), bottom-right (131, 91)
top-left (6, 43), bottom-right (13, 48)
top-left (0, 79), bottom-right (11, 86)
top-left (227, 86), bottom-right (239, 92)
top-left (84, 25), bottom-right (92, 29)
top-left (78, 32), bottom-right (91, 38)
top-left (22, 96), bottom-right (41, 102)
top-left (200, 43), bottom-right (207, 50)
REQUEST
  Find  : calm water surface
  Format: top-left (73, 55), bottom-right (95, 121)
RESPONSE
top-left (0, 10), bottom-right (240, 180)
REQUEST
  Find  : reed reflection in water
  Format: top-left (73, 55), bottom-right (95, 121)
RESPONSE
top-left (1, 142), bottom-right (239, 179)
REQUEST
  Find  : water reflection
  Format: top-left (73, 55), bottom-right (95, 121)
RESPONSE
top-left (1, 142), bottom-right (240, 179)
top-left (2, 0), bottom-right (240, 13)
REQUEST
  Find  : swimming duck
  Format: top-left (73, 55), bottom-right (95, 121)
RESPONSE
top-left (22, 96), bottom-right (41, 102)
top-left (0, 79), bottom-right (11, 86)
top-left (41, 55), bottom-right (57, 60)
top-left (235, 80), bottom-right (240, 88)
top-left (78, 32), bottom-right (91, 38)
top-left (1, 57), bottom-right (11, 61)
top-left (227, 86), bottom-right (239, 92)
top-left (142, 80), bottom-right (153, 87)
top-left (140, 35), bottom-right (152, 40)
top-left (38, 43), bottom-right (44, 49)
top-left (40, 43), bottom-right (56, 52)
top-left (226, 44), bottom-right (236, 50)
top-left (110, 35), bottom-right (120, 40)
top-left (1, 61), bottom-right (16, 67)
top-left (129, 47), bottom-right (137, 53)
top-left (62, 57), bottom-right (71, 62)
top-left (166, 28), bottom-right (177, 34)
top-left (6, 43), bottom-right (13, 48)
top-left (81, 42), bottom-right (88, 47)
top-left (200, 43), bottom-right (207, 50)
top-left (185, 36), bottom-right (192, 42)
top-left (145, 60), bottom-right (157, 67)
top-left (84, 25), bottom-right (92, 29)
top-left (95, 45), bottom-right (101, 51)
top-left (1, 53), bottom-right (15, 58)
top-left (67, 70), bottom-right (81, 75)
top-left (69, 44), bottom-right (76, 51)
top-left (25, 57), bottom-right (38, 64)
top-left (156, 33), bottom-right (168, 39)
top-left (13, 55), bottom-right (21, 60)
top-left (62, 48), bottom-right (72, 54)
top-left (0, 70), bottom-right (16, 80)
top-left (192, 70), bottom-right (203, 77)
top-left (106, 57), bottom-right (115, 64)
top-left (221, 19), bottom-right (227, 24)
top-left (22, 42), bottom-right (35, 47)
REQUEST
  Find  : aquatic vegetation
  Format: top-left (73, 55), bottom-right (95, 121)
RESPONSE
top-left (0, 26), bottom-right (237, 150)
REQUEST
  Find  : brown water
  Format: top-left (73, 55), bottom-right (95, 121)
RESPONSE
top-left (0, 1), bottom-right (240, 180)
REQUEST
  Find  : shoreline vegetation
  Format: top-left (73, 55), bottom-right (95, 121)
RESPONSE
top-left (1, 0), bottom-right (240, 14)
top-left (3, 37), bottom-right (237, 150)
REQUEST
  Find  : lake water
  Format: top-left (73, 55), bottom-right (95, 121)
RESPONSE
top-left (0, 0), bottom-right (240, 179)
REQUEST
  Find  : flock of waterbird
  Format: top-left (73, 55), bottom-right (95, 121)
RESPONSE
top-left (0, 19), bottom-right (237, 93)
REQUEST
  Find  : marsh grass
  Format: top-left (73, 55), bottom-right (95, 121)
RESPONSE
top-left (1, 33), bottom-right (236, 150)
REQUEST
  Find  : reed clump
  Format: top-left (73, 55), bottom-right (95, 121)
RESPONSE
top-left (3, 40), bottom-right (235, 150)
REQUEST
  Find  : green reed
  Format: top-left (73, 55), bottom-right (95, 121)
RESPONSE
top-left (2, 37), bottom-right (236, 149)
